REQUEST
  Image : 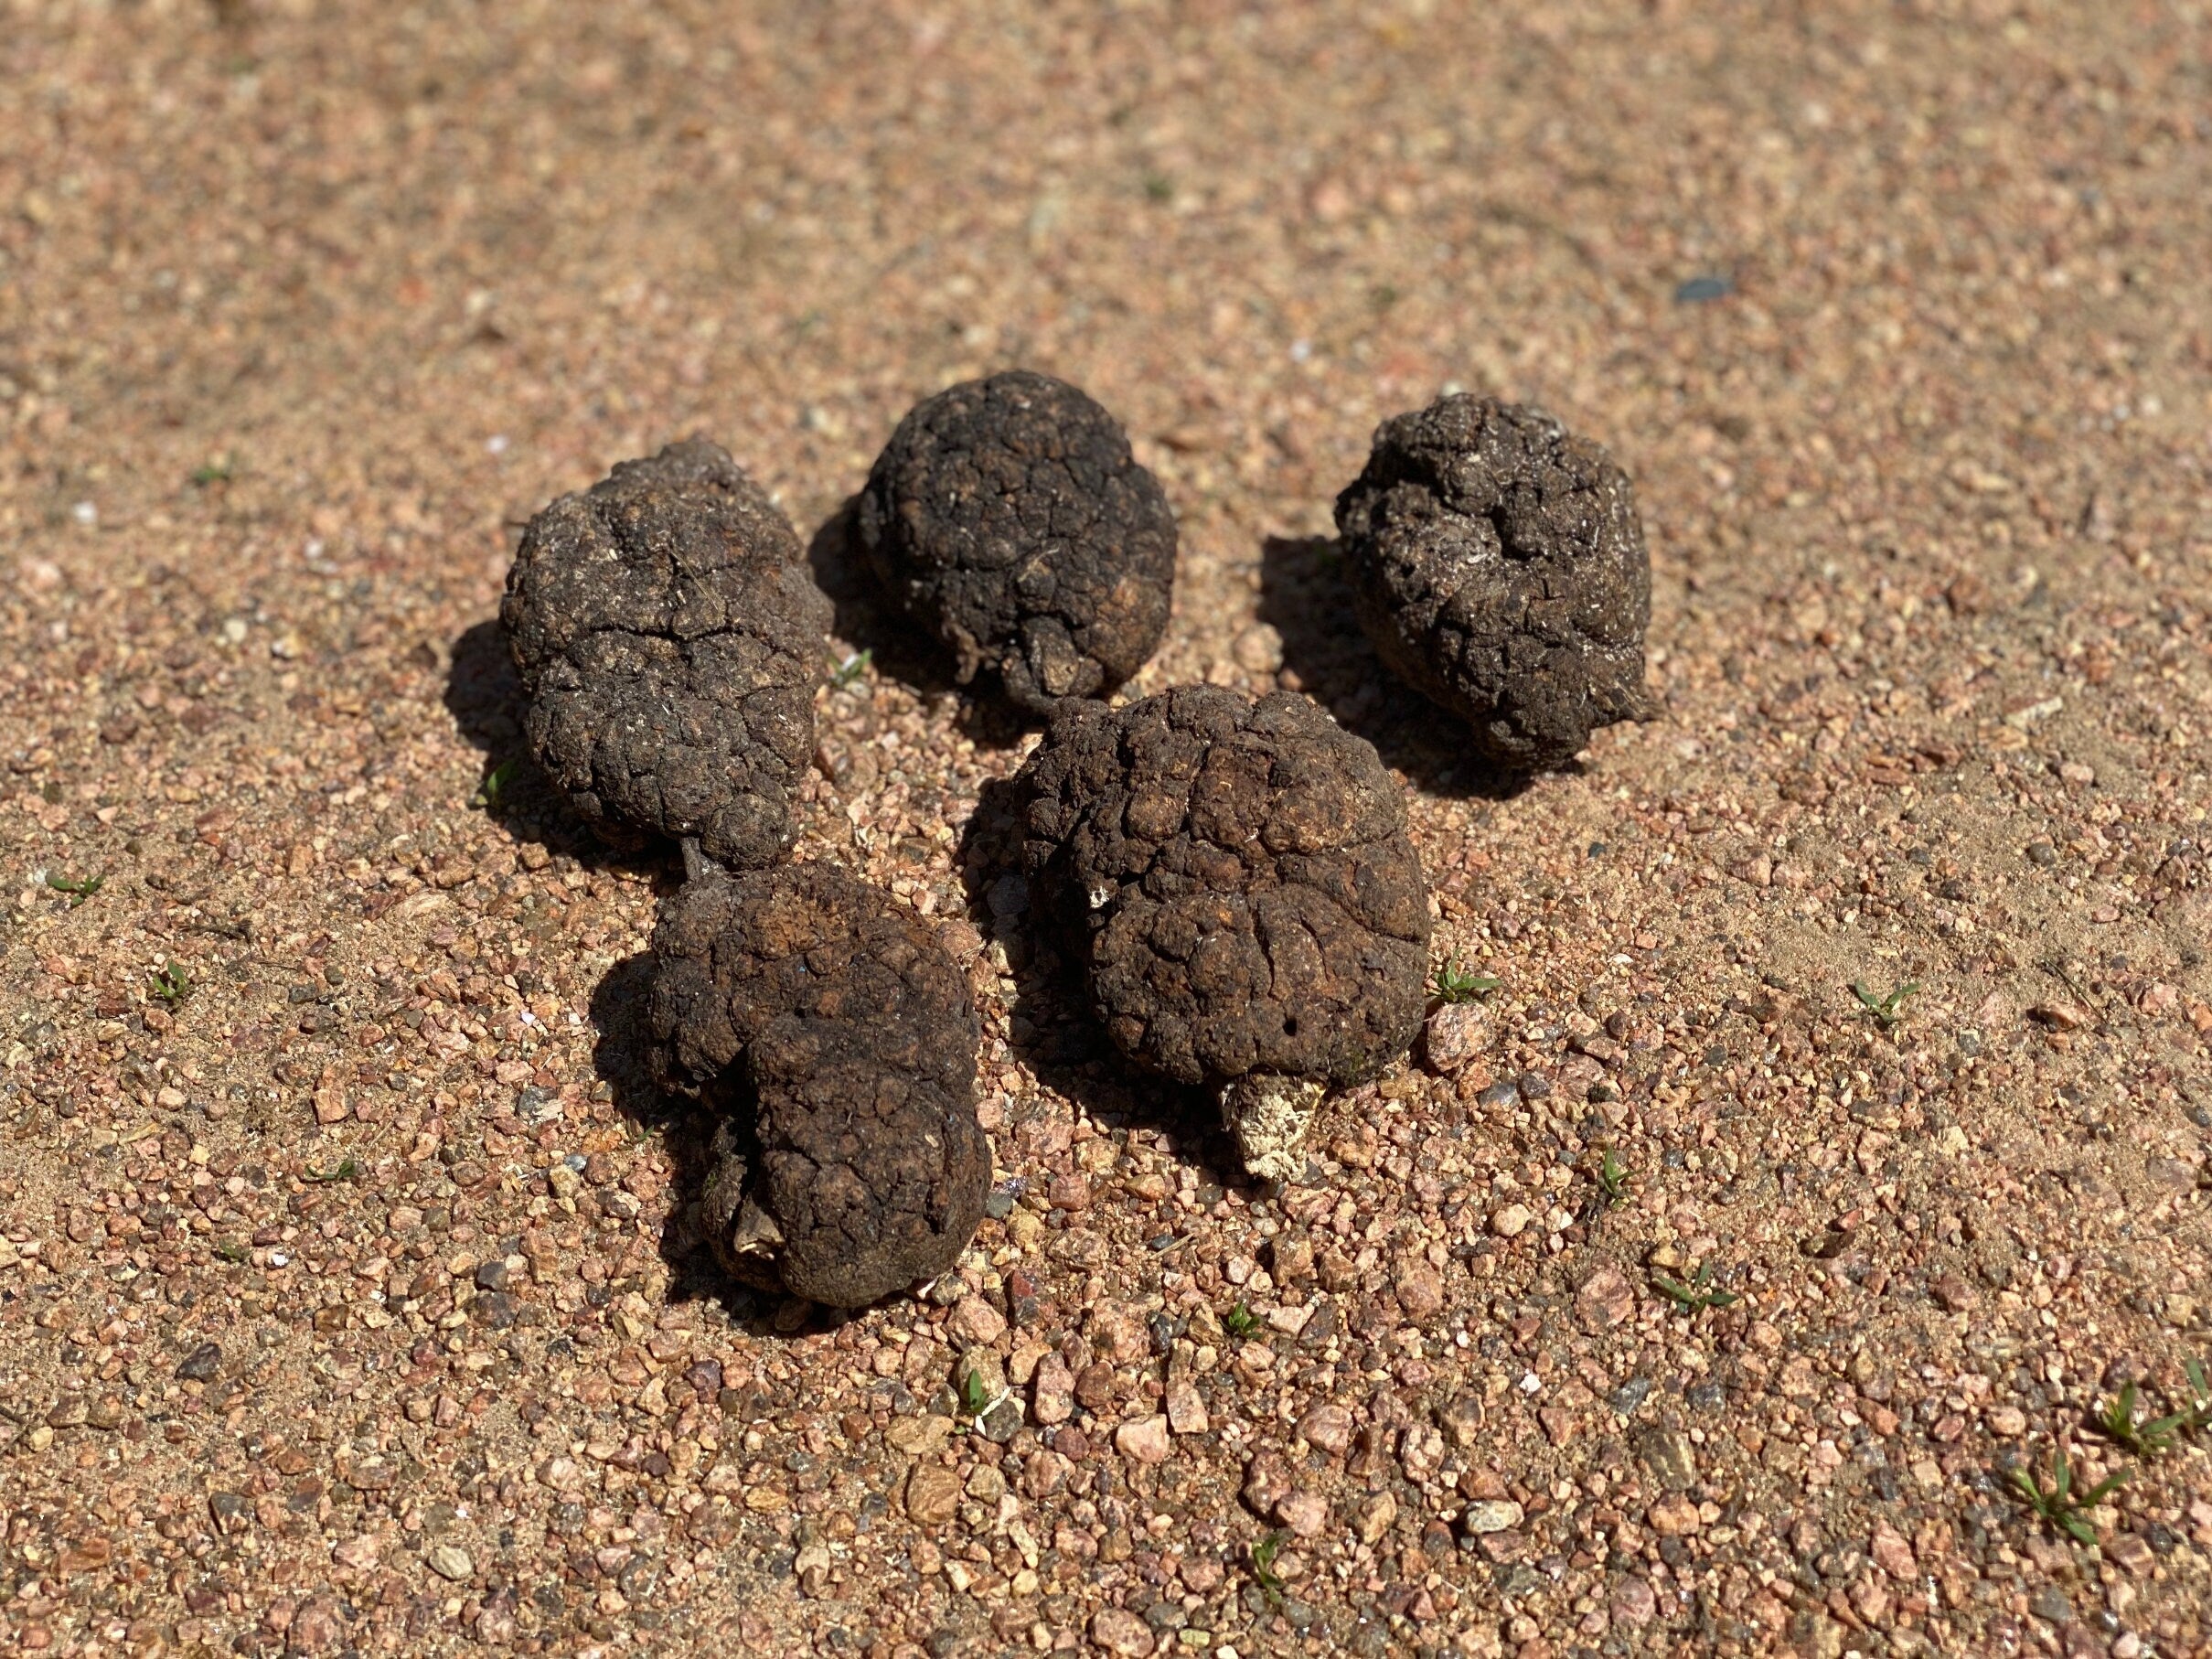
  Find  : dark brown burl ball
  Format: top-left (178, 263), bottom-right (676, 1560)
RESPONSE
top-left (1334, 395), bottom-right (1652, 772)
top-left (1017, 686), bottom-right (1432, 1179)
top-left (856, 369), bottom-right (1177, 713)
top-left (502, 439), bottom-right (831, 869)
top-left (647, 862), bottom-right (989, 1308)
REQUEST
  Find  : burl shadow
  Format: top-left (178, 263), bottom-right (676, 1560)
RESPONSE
top-left (1256, 533), bottom-right (1537, 802)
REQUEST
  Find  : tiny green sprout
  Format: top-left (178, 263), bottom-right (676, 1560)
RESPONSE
top-left (189, 459), bottom-right (233, 487)
top-left (46, 872), bottom-right (105, 907)
top-left (2124, 1358), bottom-right (2212, 1445)
top-left (214, 1240), bottom-right (249, 1265)
top-left (1250, 1528), bottom-right (1288, 1604)
top-left (2004, 1450), bottom-right (2127, 1547)
top-left (1851, 979), bottom-right (1918, 1030)
top-left (2092, 1382), bottom-right (2188, 1459)
top-left (304, 1158), bottom-right (361, 1184)
top-left (150, 962), bottom-right (191, 1003)
top-left (829, 648), bottom-right (872, 690)
top-left (473, 758), bottom-right (519, 810)
top-left (1651, 1263), bottom-right (1738, 1314)
top-left (2183, 1358), bottom-right (2212, 1433)
top-left (1431, 961), bottom-right (1501, 1004)
top-left (961, 1367), bottom-right (993, 1418)
top-left (1143, 173), bottom-right (1174, 204)
top-left (1221, 1302), bottom-right (1259, 1340)
top-left (1597, 1150), bottom-right (1633, 1208)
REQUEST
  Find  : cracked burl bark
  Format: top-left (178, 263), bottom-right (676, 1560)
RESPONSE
top-left (501, 438), bottom-right (831, 869)
top-left (856, 369), bottom-right (1177, 715)
top-left (647, 862), bottom-right (989, 1308)
top-left (1017, 686), bottom-right (1433, 1180)
top-left (1334, 395), bottom-right (1654, 772)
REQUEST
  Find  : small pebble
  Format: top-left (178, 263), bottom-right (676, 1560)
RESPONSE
top-left (1115, 1415), bottom-right (1172, 1465)
top-left (1460, 1500), bottom-right (1523, 1535)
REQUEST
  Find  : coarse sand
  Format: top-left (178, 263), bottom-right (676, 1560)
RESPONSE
top-left (1, 3), bottom-right (2208, 1656)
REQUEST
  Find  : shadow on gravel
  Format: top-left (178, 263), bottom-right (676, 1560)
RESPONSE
top-left (955, 775), bottom-right (1248, 1193)
top-left (1256, 533), bottom-right (1542, 803)
top-left (442, 618), bottom-right (681, 879)
top-left (807, 500), bottom-right (1048, 754)
top-left (588, 951), bottom-right (792, 1336)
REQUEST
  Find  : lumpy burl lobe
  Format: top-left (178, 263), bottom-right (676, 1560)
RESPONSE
top-left (1333, 396), bottom-right (1651, 771)
top-left (1018, 687), bottom-right (1431, 1097)
top-left (857, 370), bottom-right (1176, 714)
top-left (647, 863), bottom-right (988, 1308)
top-left (502, 438), bottom-right (830, 868)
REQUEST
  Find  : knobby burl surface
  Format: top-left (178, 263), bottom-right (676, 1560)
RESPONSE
top-left (1020, 685), bottom-right (1432, 1092)
top-left (1335, 394), bottom-right (1652, 772)
top-left (647, 862), bottom-right (988, 1309)
top-left (502, 438), bottom-right (830, 868)
top-left (857, 369), bottom-right (1177, 713)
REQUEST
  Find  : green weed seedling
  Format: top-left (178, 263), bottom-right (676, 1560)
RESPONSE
top-left (213, 1240), bottom-right (249, 1265)
top-left (1851, 979), bottom-right (1918, 1030)
top-left (304, 1158), bottom-right (361, 1184)
top-left (1431, 961), bottom-right (1500, 1003)
top-left (46, 872), bottom-right (104, 907)
top-left (1221, 1302), bottom-right (1259, 1340)
top-left (2093, 1382), bottom-right (2188, 1459)
top-left (2180, 1358), bottom-right (2212, 1434)
top-left (150, 962), bottom-right (191, 1003)
top-left (473, 758), bottom-right (519, 810)
top-left (1652, 1263), bottom-right (1738, 1314)
top-left (2004, 1450), bottom-right (2126, 1547)
top-left (830, 649), bottom-right (872, 690)
top-left (1597, 1150), bottom-right (1634, 1208)
top-left (2092, 1361), bottom-right (2210, 1459)
top-left (190, 459), bottom-right (233, 487)
top-left (1250, 1529), bottom-right (1288, 1605)
top-left (961, 1366), bottom-right (994, 1418)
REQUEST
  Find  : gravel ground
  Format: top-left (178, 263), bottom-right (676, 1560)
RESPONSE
top-left (4, 3), bottom-right (2210, 1656)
